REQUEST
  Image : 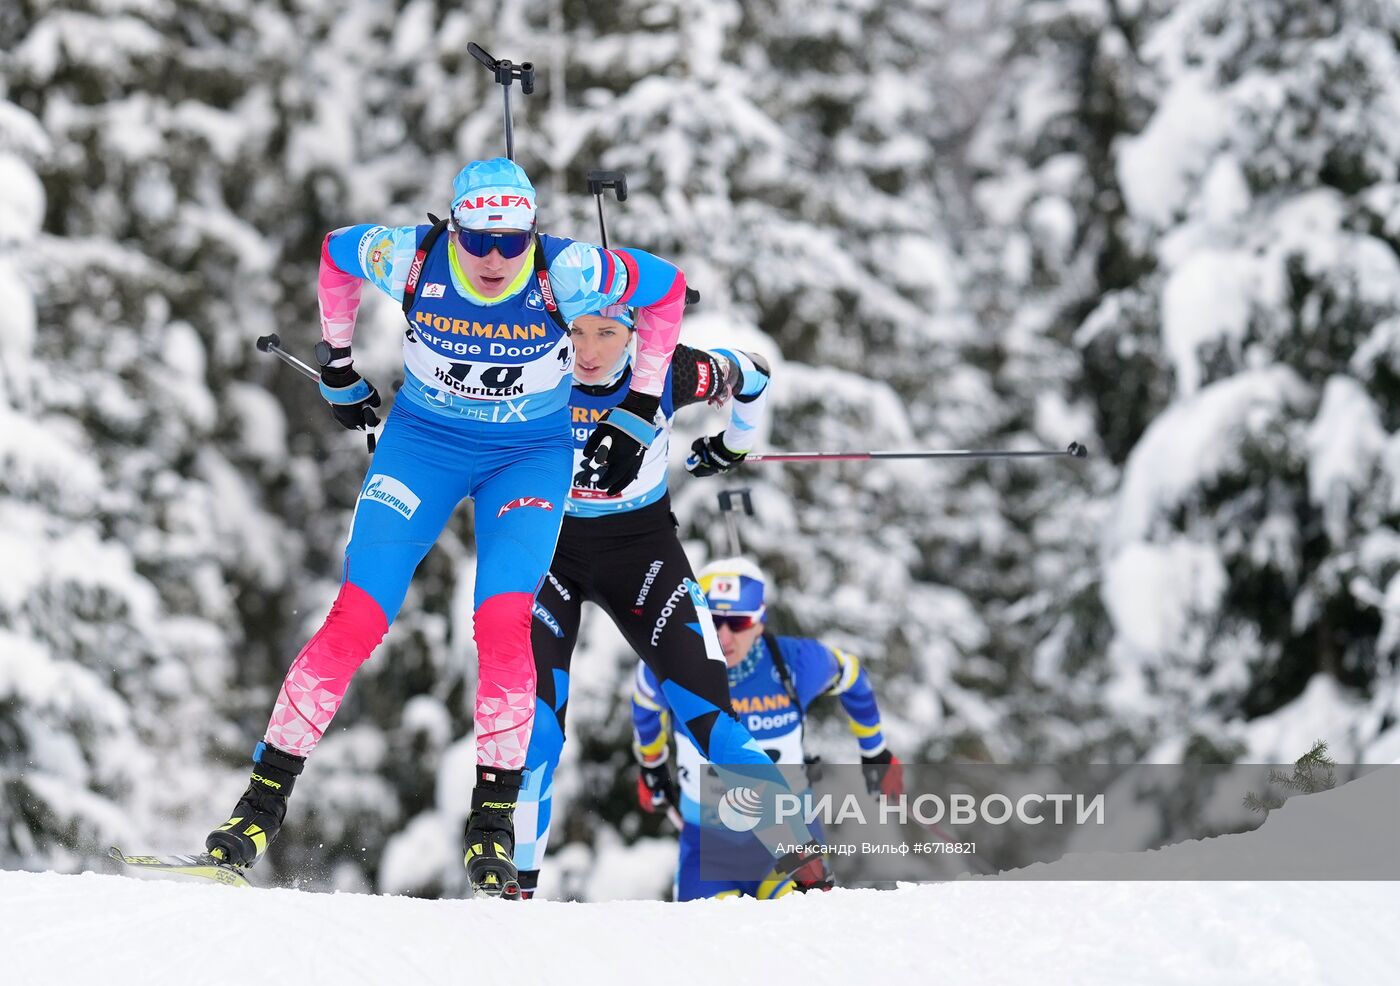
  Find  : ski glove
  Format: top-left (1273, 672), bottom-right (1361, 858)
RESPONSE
top-left (636, 762), bottom-right (679, 814)
top-left (686, 433), bottom-right (746, 478)
top-left (759, 841), bottom-right (835, 898)
top-left (581, 390), bottom-right (660, 496)
top-left (861, 750), bottom-right (905, 800)
top-left (319, 360), bottom-right (381, 432)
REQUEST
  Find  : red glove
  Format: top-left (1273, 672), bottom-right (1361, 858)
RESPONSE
top-left (861, 750), bottom-right (904, 799)
top-left (636, 761), bottom-right (678, 813)
top-left (760, 841), bottom-right (834, 897)
top-left (790, 854), bottom-right (835, 893)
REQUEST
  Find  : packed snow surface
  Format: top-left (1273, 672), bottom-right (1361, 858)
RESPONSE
top-left (6, 772), bottom-right (1399, 986)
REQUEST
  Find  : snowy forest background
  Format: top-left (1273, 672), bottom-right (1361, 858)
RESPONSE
top-left (4, 0), bottom-right (1400, 900)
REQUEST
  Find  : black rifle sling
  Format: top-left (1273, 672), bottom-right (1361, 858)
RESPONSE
top-left (531, 232), bottom-right (569, 333)
top-left (764, 631), bottom-right (802, 727)
top-left (401, 216), bottom-right (450, 320)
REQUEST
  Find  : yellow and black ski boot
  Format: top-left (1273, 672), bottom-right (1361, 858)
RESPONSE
top-left (464, 766), bottom-right (523, 900)
top-left (206, 743), bottom-right (306, 868)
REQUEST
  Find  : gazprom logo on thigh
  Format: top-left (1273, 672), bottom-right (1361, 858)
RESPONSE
top-left (717, 786), bottom-right (765, 832)
top-left (361, 474), bottom-right (421, 520)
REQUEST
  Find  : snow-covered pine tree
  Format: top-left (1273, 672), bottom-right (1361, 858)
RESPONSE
top-left (1096, 0), bottom-right (1400, 759)
top-left (0, 0), bottom-right (329, 872)
top-left (968, 0), bottom-right (1400, 769)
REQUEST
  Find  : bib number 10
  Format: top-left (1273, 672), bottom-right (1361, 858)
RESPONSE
top-left (446, 363), bottom-right (524, 390)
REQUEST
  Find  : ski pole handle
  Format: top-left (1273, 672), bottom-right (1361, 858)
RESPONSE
top-left (256, 333), bottom-right (320, 381)
top-left (254, 334), bottom-right (378, 454)
top-left (361, 406), bottom-right (379, 454)
top-left (586, 169), bottom-right (629, 249)
top-left (468, 42), bottom-right (534, 159)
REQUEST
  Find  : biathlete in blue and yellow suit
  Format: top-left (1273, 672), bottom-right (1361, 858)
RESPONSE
top-left (204, 158), bottom-right (688, 897)
top-left (510, 308), bottom-right (831, 898)
top-left (632, 558), bottom-right (905, 900)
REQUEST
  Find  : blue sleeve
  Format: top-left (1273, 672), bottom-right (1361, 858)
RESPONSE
top-left (710, 348), bottom-right (771, 400)
top-left (544, 239), bottom-right (682, 323)
top-left (614, 248), bottom-right (681, 308)
top-left (784, 637), bottom-right (887, 757)
top-left (325, 223), bottom-right (427, 303)
top-left (631, 661), bottom-right (671, 762)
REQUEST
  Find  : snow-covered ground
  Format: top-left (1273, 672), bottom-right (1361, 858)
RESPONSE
top-left (5, 772), bottom-right (1398, 985)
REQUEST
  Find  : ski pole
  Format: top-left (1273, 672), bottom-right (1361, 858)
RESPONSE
top-left (743, 442), bottom-right (1089, 464)
top-left (583, 166), bottom-right (700, 306)
top-left (908, 815), bottom-right (996, 877)
top-left (255, 332), bottom-right (319, 381)
top-left (467, 42), bottom-right (535, 161)
top-left (255, 334), bottom-right (379, 453)
top-left (716, 487), bottom-right (754, 557)
top-left (585, 169), bottom-right (628, 249)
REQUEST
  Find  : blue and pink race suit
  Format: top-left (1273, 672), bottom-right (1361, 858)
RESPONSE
top-left (260, 223), bottom-right (686, 772)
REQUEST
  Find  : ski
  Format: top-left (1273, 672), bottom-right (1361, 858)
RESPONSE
top-left (107, 846), bottom-right (252, 888)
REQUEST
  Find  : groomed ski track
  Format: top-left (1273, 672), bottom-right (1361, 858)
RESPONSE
top-left (6, 772), bottom-right (1399, 985)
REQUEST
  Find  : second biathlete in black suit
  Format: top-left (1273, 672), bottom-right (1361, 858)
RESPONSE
top-left (512, 307), bottom-right (779, 895)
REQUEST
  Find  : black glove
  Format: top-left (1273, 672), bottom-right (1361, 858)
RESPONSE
top-left (860, 749), bottom-right (905, 799)
top-left (636, 761), bottom-right (679, 814)
top-left (319, 362), bottom-right (381, 431)
top-left (685, 433), bottom-right (746, 477)
top-left (580, 390), bottom-right (659, 495)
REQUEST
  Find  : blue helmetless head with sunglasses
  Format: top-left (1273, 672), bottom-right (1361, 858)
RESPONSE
top-left (450, 157), bottom-right (537, 257)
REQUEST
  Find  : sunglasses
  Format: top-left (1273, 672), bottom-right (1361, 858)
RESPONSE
top-left (456, 226), bottom-right (534, 259)
top-left (712, 613), bottom-right (761, 632)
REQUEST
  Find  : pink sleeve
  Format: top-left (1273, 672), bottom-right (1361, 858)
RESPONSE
top-left (629, 272), bottom-right (686, 398)
top-left (318, 234), bottom-right (364, 352)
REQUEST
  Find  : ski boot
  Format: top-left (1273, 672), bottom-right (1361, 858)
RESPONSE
top-left (463, 766), bottom-right (523, 900)
top-left (206, 743), bottom-right (306, 868)
top-left (517, 868), bottom-right (539, 901)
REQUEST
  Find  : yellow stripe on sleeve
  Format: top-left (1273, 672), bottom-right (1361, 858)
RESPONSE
top-left (847, 718), bottom-right (883, 739)
top-left (828, 648), bottom-right (861, 695)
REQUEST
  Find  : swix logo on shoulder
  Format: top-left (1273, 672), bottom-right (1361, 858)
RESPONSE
top-left (361, 474), bottom-right (421, 520)
top-left (497, 496), bottom-right (555, 518)
top-left (457, 194), bottom-right (533, 211)
top-left (537, 272), bottom-right (559, 311)
top-left (695, 360), bottom-right (711, 398)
